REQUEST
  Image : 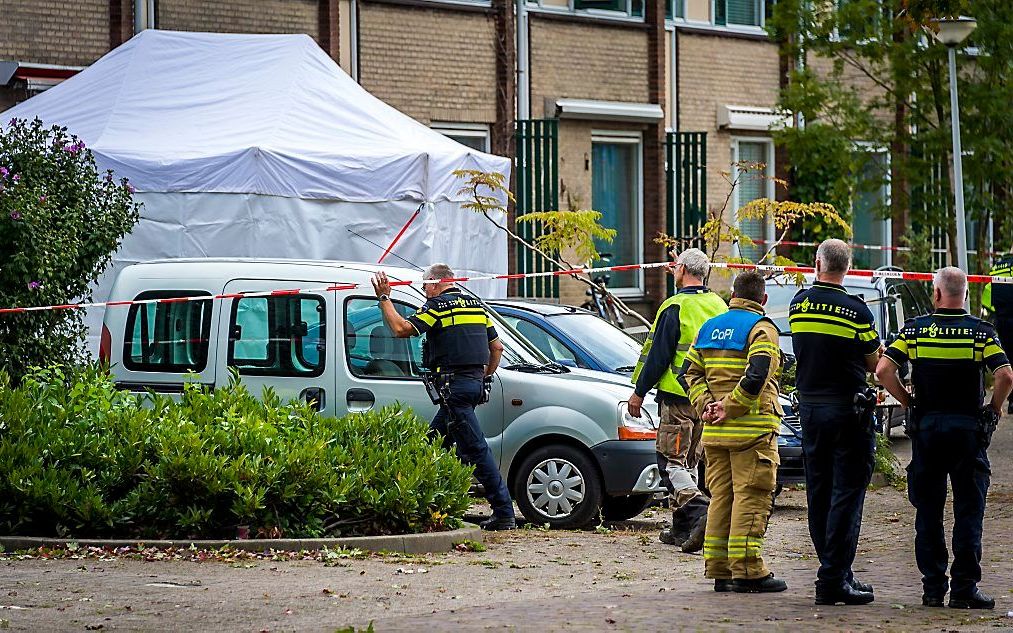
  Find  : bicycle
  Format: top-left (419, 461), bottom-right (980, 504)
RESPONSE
top-left (581, 253), bottom-right (625, 329)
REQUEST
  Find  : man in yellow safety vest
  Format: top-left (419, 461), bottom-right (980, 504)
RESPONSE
top-left (628, 248), bottom-right (727, 551)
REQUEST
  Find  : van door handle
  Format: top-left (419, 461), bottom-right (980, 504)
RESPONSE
top-left (299, 387), bottom-right (325, 411)
top-left (346, 388), bottom-right (375, 412)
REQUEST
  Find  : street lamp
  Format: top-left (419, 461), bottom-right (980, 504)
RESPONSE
top-left (926, 16), bottom-right (976, 281)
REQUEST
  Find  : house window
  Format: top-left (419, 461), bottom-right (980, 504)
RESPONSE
top-left (851, 149), bottom-right (891, 269)
top-left (733, 139), bottom-right (774, 262)
top-left (668, 0), bottom-right (765, 28)
top-left (833, 0), bottom-right (884, 42)
top-left (591, 132), bottom-right (643, 294)
top-left (431, 123), bottom-right (490, 153)
top-left (228, 294), bottom-right (326, 377)
top-left (124, 291), bottom-right (212, 372)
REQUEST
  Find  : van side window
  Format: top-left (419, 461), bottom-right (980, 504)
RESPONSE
top-left (124, 291), bottom-right (213, 372)
top-left (228, 294), bottom-right (325, 377)
top-left (344, 297), bottom-right (423, 378)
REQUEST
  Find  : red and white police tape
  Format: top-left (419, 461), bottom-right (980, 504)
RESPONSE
top-left (1, 260), bottom-right (1011, 316)
top-left (739, 238), bottom-right (1001, 256)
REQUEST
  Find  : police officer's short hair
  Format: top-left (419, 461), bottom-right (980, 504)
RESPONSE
top-left (733, 271), bottom-right (766, 303)
top-left (934, 266), bottom-right (967, 299)
top-left (677, 248), bottom-right (710, 279)
top-left (816, 239), bottom-right (851, 275)
top-left (424, 263), bottom-right (455, 281)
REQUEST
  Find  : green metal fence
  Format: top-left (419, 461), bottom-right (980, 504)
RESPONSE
top-left (666, 131), bottom-right (708, 293)
top-left (515, 119), bottom-right (559, 298)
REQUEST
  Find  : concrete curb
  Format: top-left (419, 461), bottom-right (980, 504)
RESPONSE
top-left (0, 523), bottom-right (482, 555)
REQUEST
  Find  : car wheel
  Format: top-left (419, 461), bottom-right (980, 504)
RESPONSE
top-left (601, 494), bottom-right (652, 521)
top-left (513, 444), bottom-right (603, 529)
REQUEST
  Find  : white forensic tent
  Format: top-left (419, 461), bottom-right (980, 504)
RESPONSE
top-left (1, 29), bottom-right (510, 349)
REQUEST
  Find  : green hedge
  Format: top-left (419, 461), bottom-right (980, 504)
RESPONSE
top-left (0, 366), bottom-right (473, 539)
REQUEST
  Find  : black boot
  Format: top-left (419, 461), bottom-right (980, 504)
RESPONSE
top-left (849, 577), bottom-right (874, 593)
top-left (660, 508), bottom-right (690, 546)
top-left (680, 496), bottom-right (710, 554)
top-left (480, 515), bottom-right (516, 531)
top-left (949, 589), bottom-right (994, 610)
top-left (732, 573), bottom-right (788, 593)
top-left (922, 594), bottom-right (945, 608)
top-left (714, 579), bottom-right (734, 593)
top-left (814, 581), bottom-right (875, 605)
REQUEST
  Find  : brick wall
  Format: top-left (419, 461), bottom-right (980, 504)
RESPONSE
top-left (677, 32), bottom-right (780, 224)
top-left (0, 0), bottom-right (110, 66)
top-left (358, 3), bottom-right (497, 125)
top-left (529, 18), bottom-right (650, 118)
top-left (157, 0), bottom-right (320, 37)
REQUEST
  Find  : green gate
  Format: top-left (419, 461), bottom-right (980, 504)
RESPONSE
top-left (515, 119), bottom-right (559, 298)
top-left (666, 131), bottom-right (708, 292)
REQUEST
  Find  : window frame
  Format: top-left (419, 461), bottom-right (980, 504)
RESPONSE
top-left (431, 122), bottom-right (491, 153)
top-left (227, 293), bottom-right (327, 378)
top-left (591, 130), bottom-right (645, 296)
top-left (852, 142), bottom-right (893, 268)
top-left (525, 0), bottom-right (647, 23)
top-left (123, 290), bottom-right (213, 373)
top-left (665, 0), bottom-right (767, 33)
top-left (731, 136), bottom-right (776, 262)
top-left (343, 295), bottom-right (427, 382)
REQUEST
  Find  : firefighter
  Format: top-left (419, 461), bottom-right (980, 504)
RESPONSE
top-left (682, 271), bottom-right (787, 593)
top-left (628, 248), bottom-right (727, 550)
top-left (789, 239), bottom-right (881, 605)
top-left (877, 266), bottom-right (1013, 609)
top-left (982, 249), bottom-right (1013, 413)
top-left (373, 264), bottom-right (516, 531)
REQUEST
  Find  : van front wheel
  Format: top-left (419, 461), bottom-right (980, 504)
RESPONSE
top-left (513, 444), bottom-right (603, 529)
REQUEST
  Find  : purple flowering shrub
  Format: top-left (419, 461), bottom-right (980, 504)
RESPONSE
top-left (0, 118), bottom-right (139, 382)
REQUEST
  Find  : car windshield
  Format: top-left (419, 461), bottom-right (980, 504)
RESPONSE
top-left (490, 307), bottom-right (551, 366)
top-left (548, 312), bottom-right (643, 372)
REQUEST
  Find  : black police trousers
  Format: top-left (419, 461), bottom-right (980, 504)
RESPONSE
top-left (799, 403), bottom-right (875, 588)
top-left (429, 375), bottom-right (515, 519)
top-left (907, 414), bottom-right (990, 598)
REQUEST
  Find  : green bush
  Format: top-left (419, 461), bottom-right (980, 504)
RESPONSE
top-left (0, 118), bottom-right (140, 384)
top-left (0, 366), bottom-right (472, 539)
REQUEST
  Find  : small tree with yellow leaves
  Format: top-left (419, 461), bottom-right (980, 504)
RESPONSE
top-left (657, 161), bottom-right (851, 286)
top-left (454, 169), bottom-right (651, 327)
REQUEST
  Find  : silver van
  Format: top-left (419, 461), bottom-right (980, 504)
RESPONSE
top-left (100, 259), bottom-right (664, 528)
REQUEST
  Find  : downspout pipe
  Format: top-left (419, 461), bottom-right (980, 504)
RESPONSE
top-left (134, 0), bottom-right (155, 33)
top-left (516, 0), bottom-right (529, 120)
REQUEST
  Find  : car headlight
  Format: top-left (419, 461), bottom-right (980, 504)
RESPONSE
top-left (618, 402), bottom-right (657, 440)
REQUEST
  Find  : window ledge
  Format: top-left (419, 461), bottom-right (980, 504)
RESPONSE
top-left (671, 21), bottom-right (770, 41)
top-left (526, 6), bottom-right (648, 28)
top-left (360, 0), bottom-right (493, 13)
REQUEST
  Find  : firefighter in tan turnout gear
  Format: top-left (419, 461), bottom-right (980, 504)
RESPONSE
top-left (628, 248), bottom-right (727, 550)
top-left (683, 271), bottom-right (788, 593)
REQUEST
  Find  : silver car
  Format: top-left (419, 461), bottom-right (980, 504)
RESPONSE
top-left (101, 258), bottom-right (664, 529)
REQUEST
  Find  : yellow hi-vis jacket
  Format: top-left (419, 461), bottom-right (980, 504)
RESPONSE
top-left (683, 298), bottom-right (783, 446)
top-left (632, 288), bottom-right (728, 398)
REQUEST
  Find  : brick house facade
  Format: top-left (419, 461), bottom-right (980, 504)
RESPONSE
top-left (2, 0), bottom-right (814, 315)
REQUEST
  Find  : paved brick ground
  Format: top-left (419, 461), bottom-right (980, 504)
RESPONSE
top-left (2, 416), bottom-right (1011, 632)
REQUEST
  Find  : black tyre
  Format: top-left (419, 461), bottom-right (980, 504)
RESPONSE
top-left (601, 494), bottom-right (652, 521)
top-left (513, 444), bottom-right (604, 529)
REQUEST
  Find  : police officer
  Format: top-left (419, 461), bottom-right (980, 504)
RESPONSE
top-left (982, 249), bottom-right (1013, 413)
top-left (789, 239), bottom-right (881, 605)
top-left (628, 248), bottom-right (727, 550)
top-left (683, 271), bottom-right (787, 593)
top-left (372, 264), bottom-right (516, 531)
top-left (877, 267), bottom-right (1013, 609)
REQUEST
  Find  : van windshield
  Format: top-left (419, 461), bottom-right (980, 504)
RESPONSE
top-left (765, 281), bottom-right (885, 336)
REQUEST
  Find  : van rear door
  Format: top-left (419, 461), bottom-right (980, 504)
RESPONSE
top-left (217, 279), bottom-right (335, 417)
